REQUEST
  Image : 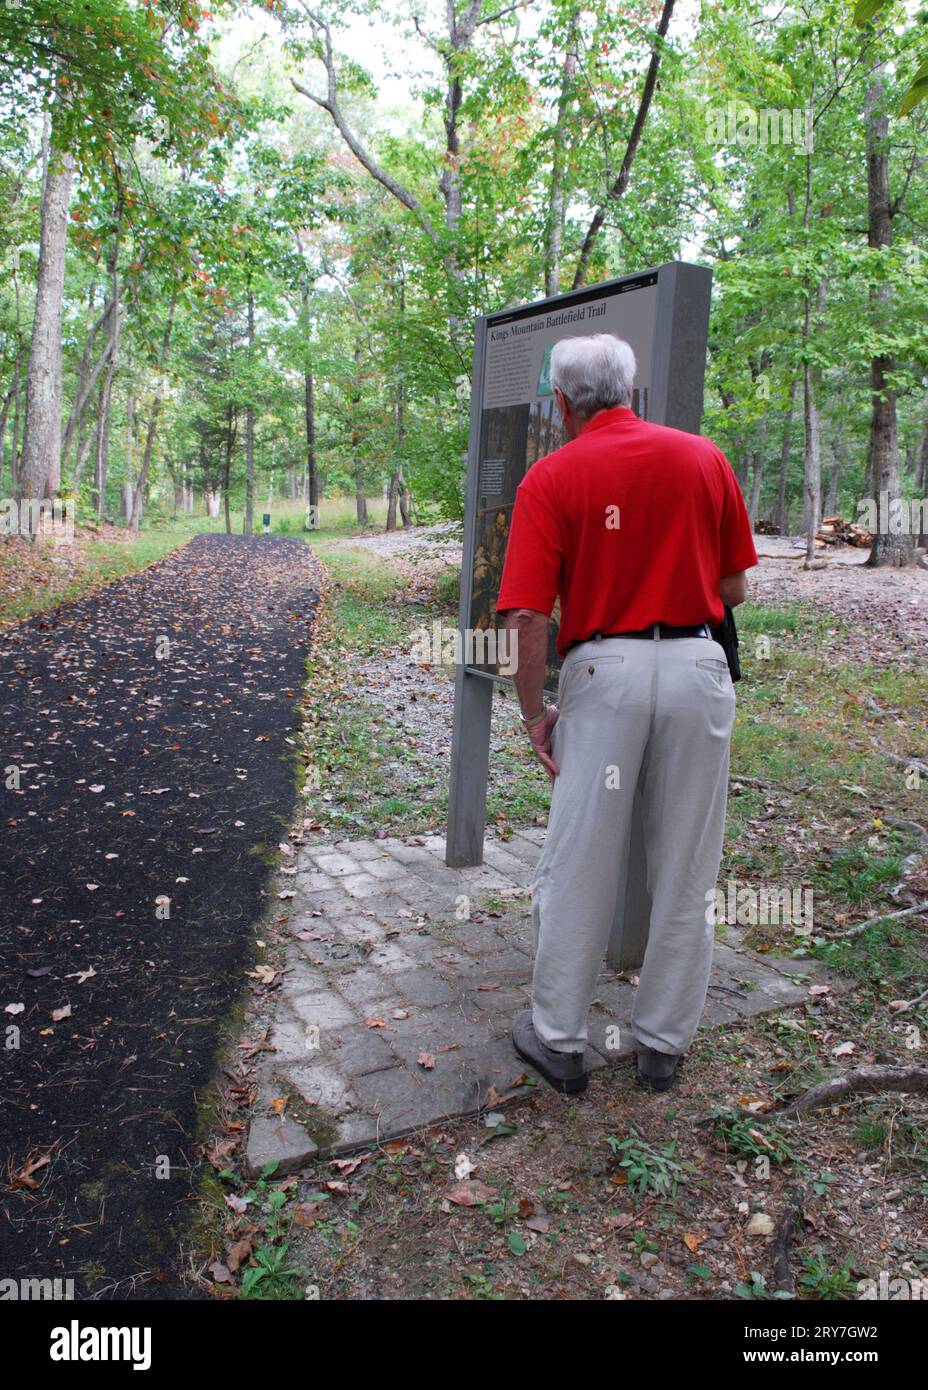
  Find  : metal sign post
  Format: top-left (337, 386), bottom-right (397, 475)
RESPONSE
top-left (446, 261), bottom-right (713, 970)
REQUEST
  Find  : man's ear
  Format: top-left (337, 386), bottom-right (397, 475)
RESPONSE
top-left (553, 386), bottom-right (569, 421)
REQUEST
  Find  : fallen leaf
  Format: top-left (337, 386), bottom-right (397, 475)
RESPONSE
top-left (226, 1237), bottom-right (254, 1273)
top-left (446, 1180), bottom-right (498, 1207)
top-left (746, 1212), bottom-right (775, 1236)
top-left (454, 1153), bottom-right (476, 1181)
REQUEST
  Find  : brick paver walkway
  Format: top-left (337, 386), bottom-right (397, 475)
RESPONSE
top-left (246, 829), bottom-right (834, 1174)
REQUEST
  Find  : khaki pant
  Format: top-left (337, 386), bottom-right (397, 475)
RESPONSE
top-left (531, 631), bottom-right (736, 1055)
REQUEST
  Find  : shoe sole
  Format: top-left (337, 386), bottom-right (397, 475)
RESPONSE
top-left (513, 1037), bottom-right (589, 1095)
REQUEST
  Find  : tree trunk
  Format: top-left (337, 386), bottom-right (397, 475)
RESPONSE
top-left (243, 288), bottom-right (255, 537)
top-left (351, 342), bottom-right (367, 524)
top-left (802, 302), bottom-right (822, 567)
top-left (124, 391), bottom-right (135, 523)
top-left (386, 471), bottom-right (399, 531)
top-left (93, 367), bottom-right (113, 518)
top-left (355, 463), bottom-right (368, 525)
top-left (72, 421), bottom-right (94, 491)
top-left (91, 233), bottom-right (122, 518)
top-left (915, 383), bottom-right (928, 496)
top-left (0, 372), bottom-right (18, 494)
top-left (20, 113), bottom-right (73, 503)
top-left (544, 12), bottom-right (579, 297)
top-left (62, 283), bottom-right (110, 465)
top-left (129, 294), bottom-right (176, 533)
top-left (223, 406), bottom-right (235, 535)
top-left (387, 355), bottom-right (407, 532)
top-left (748, 414), bottom-right (767, 525)
top-left (800, 115), bottom-right (824, 559)
top-left (825, 423), bottom-right (843, 516)
top-left (864, 69), bottom-right (915, 567)
top-left (9, 355), bottom-right (22, 496)
top-left (776, 378), bottom-right (797, 535)
top-left (916, 384), bottom-right (928, 547)
top-left (304, 365), bottom-right (318, 524)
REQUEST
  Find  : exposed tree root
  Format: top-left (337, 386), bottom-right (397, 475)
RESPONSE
top-left (746, 1065), bottom-right (928, 1123)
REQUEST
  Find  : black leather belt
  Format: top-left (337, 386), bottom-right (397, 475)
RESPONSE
top-left (568, 622), bottom-right (713, 652)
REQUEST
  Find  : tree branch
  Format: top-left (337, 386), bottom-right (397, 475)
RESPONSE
top-left (477, 1), bottom-right (530, 28)
top-left (290, 4), bottom-right (442, 249)
top-left (571, 0), bottom-right (676, 291)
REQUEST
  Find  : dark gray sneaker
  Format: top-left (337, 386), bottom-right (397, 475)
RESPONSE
top-left (636, 1044), bottom-right (683, 1092)
top-left (512, 1009), bottom-right (588, 1095)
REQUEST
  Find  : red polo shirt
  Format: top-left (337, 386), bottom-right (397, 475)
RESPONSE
top-left (496, 406), bottom-right (758, 657)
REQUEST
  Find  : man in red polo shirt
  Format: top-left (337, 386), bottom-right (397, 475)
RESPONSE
top-left (497, 332), bottom-right (758, 1095)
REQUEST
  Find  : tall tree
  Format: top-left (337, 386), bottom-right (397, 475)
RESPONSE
top-left (20, 113), bottom-right (73, 502)
top-left (864, 66), bottom-right (916, 567)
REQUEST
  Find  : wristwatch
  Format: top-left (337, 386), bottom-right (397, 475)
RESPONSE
top-left (520, 706), bottom-right (547, 730)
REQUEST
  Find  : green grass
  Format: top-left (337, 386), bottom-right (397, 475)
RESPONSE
top-left (0, 529), bottom-right (189, 625)
top-left (676, 595), bottom-right (928, 991)
top-left (297, 536), bottom-right (442, 836)
top-left (152, 494), bottom-right (390, 541)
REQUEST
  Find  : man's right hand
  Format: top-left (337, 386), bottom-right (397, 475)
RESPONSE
top-left (527, 705), bottom-right (560, 783)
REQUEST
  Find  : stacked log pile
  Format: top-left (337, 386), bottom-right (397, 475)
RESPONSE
top-left (814, 515), bottom-right (874, 548)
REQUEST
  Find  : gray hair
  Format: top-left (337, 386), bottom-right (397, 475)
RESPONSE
top-left (549, 333), bottom-right (636, 417)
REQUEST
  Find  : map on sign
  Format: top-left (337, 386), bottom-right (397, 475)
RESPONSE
top-left (467, 272), bottom-right (659, 685)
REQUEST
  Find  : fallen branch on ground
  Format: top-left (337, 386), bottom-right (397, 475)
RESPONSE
top-left (876, 747), bottom-right (928, 778)
top-left (772, 1184), bottom-right (810, 1295)
top-left (729, 773), bottom-right (807, 793)
top-left (836, 899), bottom-right (928, 939)
top-left (889, 985), bottom-right (928, 1013)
